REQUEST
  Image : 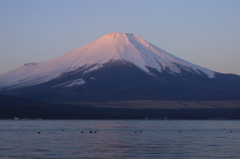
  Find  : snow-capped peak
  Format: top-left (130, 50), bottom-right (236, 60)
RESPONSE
top-left (0, 33), bottom-right (215, 89)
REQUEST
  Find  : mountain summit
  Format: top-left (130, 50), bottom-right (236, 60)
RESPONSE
top-left (0, 33), bottom-right (239, 102)
top-left (0, 33), bottom-right (214, 89)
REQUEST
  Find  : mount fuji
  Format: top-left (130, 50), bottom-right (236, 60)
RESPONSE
top-left (0, 33), bottom-right (240, 103)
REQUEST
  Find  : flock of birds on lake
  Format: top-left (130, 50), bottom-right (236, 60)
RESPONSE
top-left (37, 130), bottom-right (233, 134)
top-left (37, 130), bottom-right (144, 134)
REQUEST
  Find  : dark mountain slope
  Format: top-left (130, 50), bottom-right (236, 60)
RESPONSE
top-left (2, 61), bottom-right (240, 103)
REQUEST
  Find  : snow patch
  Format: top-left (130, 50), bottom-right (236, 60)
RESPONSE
top-left (52, 79), bottom-right (86, 88)
top-left (65, 79), bottom-right (86, 87)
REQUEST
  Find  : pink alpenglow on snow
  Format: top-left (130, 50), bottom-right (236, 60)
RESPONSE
top-left (0, 33), bottom-right (215, 89)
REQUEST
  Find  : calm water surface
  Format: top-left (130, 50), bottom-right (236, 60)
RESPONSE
top-left (0, 120), bottom-right (240, 159)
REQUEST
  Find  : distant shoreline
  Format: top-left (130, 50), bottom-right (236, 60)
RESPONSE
top-left (1, 95), bottom-right (240, 119)
top-left (72, 100), bottom-right (240, 109)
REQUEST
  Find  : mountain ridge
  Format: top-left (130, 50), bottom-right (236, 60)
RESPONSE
top-left (0, 33), bottom-right (215, 90)
top-left (0, 33), bottom-right (239, 103)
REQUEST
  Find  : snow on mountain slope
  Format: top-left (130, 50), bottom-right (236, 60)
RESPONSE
top-left (0, 33), bottom-right (215, 89)
top-left (52, 79), bottom-right (86, 88)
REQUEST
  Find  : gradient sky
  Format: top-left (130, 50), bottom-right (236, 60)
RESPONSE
top-left (1, 0), bottom-right (240, 75)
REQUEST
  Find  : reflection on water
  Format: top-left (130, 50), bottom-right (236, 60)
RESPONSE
top-left (0, 120), bottom-right (240, 158)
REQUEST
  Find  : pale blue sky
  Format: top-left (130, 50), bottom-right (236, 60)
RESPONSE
top-left (1, 0), bottom-right (240, 75)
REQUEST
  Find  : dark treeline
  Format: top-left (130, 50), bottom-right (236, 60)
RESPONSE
top-left (1, 95), bottom-right (240, 119)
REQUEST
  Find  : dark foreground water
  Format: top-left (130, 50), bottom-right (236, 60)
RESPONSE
top-left (1, 120), bottom-right (240, 159)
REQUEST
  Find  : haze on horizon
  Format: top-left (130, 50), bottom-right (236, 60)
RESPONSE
top-left (0, 0), bottom-right (240, 75)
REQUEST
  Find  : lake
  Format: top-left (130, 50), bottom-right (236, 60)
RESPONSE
top-left (1, 120), bottom-right (240, 159)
